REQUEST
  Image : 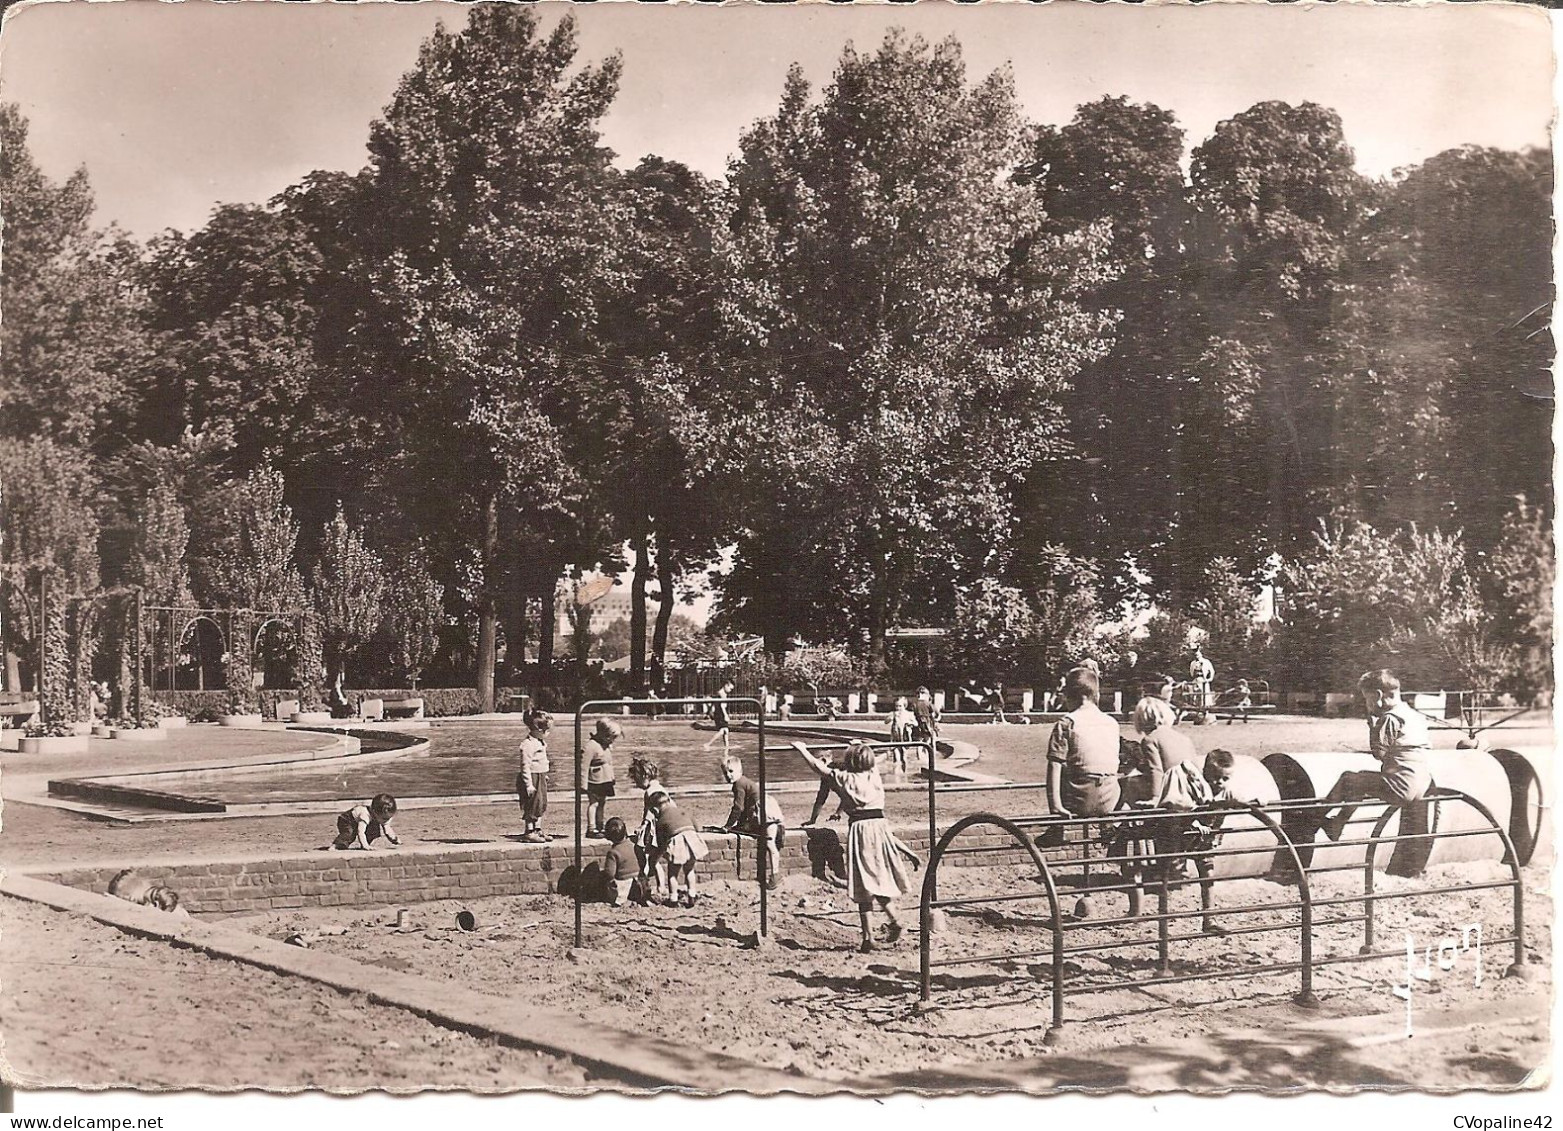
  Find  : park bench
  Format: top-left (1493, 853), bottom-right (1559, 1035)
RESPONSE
top-left (0, 696), bottom-right (41, 727)
top-left (384, 697), bottom-right (425, 719)
top-left (275, 698), bottom-right (300, 721)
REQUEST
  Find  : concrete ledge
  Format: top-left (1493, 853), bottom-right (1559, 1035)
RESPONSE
top-left (0, 872), bottom-right (832, 1094)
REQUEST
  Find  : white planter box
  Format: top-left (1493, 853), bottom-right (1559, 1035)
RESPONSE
top-left (219, 714), bottom-right (264, 728)
top-left (290, 711), bottom-right (333, 724)
top-left (69, 721), bottom-right (95, 736)
top-left (158, 715), bottom-right (188, 729)
top-left (20, 735), bottom-right (90, 754)
top-left (93, 725), bottom-right (116, 738)
top-left (0, 730), bottom-right (21, 751)
top-left (110, 727), bottom-right (169, 742)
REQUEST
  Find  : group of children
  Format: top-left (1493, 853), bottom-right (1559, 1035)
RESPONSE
top-left (324, 667), bottom-right (1429, 954)
top-left (1044, 663), bottom-right (1434, 930)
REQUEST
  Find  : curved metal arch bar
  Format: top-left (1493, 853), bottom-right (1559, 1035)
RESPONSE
top-left (1231, 801), bottom-right (1319, 1008)
top-left (917, 812), bottom-right (1066, 1034)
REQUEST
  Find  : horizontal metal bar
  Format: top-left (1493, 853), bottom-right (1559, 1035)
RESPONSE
top-left (762, 741), bottom-right (932, 753)
top-left (1310, 879), bottom-right (1518, 909)
top-left (1064, 958), bottom-right (1308, 996)
top-left (1310, 937), bottom-right (1517, 970)
top-left (929, 891), bottom-right (1059, 911)
top-left (1305, 827), bottom-right (1501, 852)
top-left (1061, 915), bottom-right (1365, 959)
top-left (1060, 898), bottom-right (1306, 931)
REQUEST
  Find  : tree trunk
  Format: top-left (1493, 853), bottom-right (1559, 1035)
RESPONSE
top-left (475, 494), bottom-right (499, 714)
top-left (630, 525), bottom-right (649, 690)
top-left (650, 541), bottom-right (678, 693)
top-left (538, 583), bottom-right (556, 670)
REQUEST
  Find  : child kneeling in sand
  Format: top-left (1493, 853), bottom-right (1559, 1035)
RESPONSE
top-left (601, 817), bottom-right (641, 906)
top-left (333, 793), bottom-right (401, 850)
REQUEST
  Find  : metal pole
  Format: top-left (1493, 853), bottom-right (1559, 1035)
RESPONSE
top-left (36, 571), bottom-right (47, 721)
top-left (132, 588), bottom-right (144, 723)
top-left (573, 709), bottom-right (583, 948)
top-left (926, 741), bottom-right (938, 904)
top-left (757, 704), bottom-right (768, 937)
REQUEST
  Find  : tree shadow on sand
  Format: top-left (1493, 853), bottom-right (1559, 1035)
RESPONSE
top-left (865, 1026), bottom-right (1419, 1091)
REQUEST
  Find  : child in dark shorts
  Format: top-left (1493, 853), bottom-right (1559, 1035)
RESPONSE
top-left (516, 708), bottom-right (552, 842)
top-left (333, 794), bottom-right (401, 851)
top-left (580, 717), bottom-right (622, 838)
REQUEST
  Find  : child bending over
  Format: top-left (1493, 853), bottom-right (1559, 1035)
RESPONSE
top-left (1150, 749), bottom-right (1238, 934)
top-left (650, 788), bottom-right (709, 907)
top-left (716, 756), bottom-right (787, 890)
top-left (628, 756), bottom-right (670, 901)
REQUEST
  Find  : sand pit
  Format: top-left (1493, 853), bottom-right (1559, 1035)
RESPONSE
top-left (0, 896), bottom-right (593, 1091)
top-left (223, 857), bottom-right (1550, 1091)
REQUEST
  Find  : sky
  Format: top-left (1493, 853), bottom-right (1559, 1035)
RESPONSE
top-left (0, 0), bottom-right (1554, 240)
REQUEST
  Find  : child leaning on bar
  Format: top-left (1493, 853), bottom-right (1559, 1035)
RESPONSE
top-left (791, 739), bottom-right (921, 954)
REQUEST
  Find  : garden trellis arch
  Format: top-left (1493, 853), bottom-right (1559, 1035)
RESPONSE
top-left (142, 598), bottom-right (310, 707)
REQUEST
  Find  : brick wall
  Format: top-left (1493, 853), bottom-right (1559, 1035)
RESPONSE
top-left (35, 826), bottom-right (1052, 914)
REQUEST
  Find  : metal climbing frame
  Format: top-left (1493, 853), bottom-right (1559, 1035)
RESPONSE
top-left (916, 790), bottom-right (1527, 1042)
top-left (572, 697), bottom-right (765, 948)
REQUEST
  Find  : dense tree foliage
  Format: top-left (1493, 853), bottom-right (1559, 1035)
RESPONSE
top-left (0, 17), bottom-right (1550, 705)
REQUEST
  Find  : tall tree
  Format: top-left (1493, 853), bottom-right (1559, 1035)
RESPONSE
top-left (310, 506), bottom-right (387, 685)
top-left (1184, 101), bottom-right (1368, 585)
top-left (717, 36), bottom-right (1116, 672)
top-left (1018, 97), bottom-right (1189, 602)
top-left (1386, 146), bottom-right (1553, 548)
top-left (0, 104), bottom-right (146, 451)
top-left (354, 7), bottom-right (630, 710)
top-left (593, 156), bottom-right (725, 689)
top-left (0, 437), bottom-right (101, 692)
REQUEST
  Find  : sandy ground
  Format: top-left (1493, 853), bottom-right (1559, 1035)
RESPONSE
top-left (0, 715), bottom-right (1551, 1092)
top-left (0, 896), bottom-right (592, 1091)
top-left (230, 858), bottom-right (1551, 1090)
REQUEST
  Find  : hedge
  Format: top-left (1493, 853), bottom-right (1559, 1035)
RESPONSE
top-left (150, 687), bottom-right (532, 720)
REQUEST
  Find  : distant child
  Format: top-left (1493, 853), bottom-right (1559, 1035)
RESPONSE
top-left (1318, 669), bottom-right (1432, 843)
top-left (649, 788), bottom-right (709, 907)
top-left (628, 755), bottom-right (670, 901)
top-left (985, 683), bottom-right (1008, 725)
top-left (888, 696), bottom-right (916, 772)
top-left (333, 793), bottom-right (401, 851)
top-left (1152, 749), bottom-right (1239, 933)
top-left (702, 683), bottom-right (734, 753)
top-left (910, 686), bottom-right (940, 751)
top-left (601, 817), bottom-right (640, 907)
top-left (580, 718), bottom-right (623, 838)
top-left (717, 756), bottom-right (787, 889)
top-left (1045, 667), bottom-right (1123, 820)
top-left (516, 708), bottom-right (552, 843)
top-left (780, 692), bottom-right (795, 721)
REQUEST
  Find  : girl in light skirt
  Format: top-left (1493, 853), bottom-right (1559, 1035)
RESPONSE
top-left (649, 788), bottom-right (710, 908)
top-left (791, 740), bottom-right (921, 953)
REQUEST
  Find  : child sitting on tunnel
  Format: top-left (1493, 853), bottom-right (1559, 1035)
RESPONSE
top-left (1317, 669), bottom-right (1432, 844)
